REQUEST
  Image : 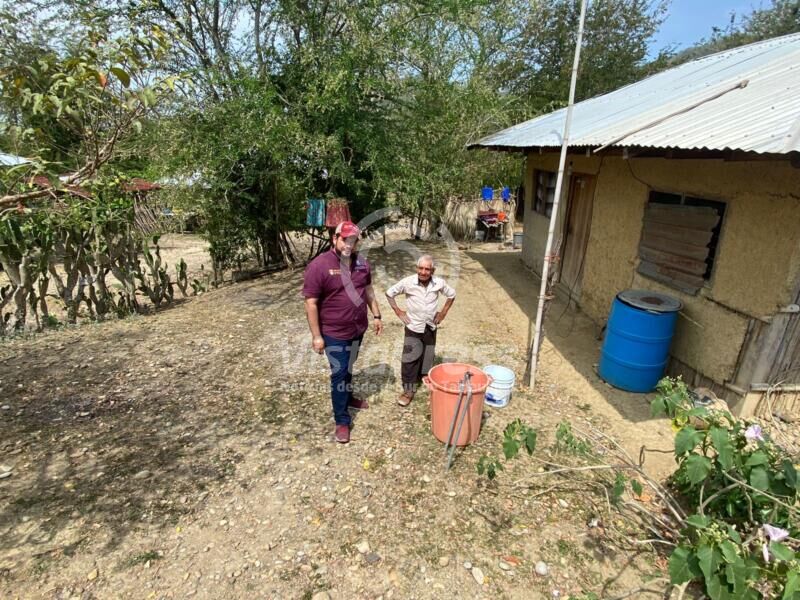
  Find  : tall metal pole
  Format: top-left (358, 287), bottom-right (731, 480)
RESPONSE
top-left (528, 0), bottom-right (589, 388)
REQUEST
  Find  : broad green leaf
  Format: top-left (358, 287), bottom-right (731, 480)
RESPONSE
top-left (686, 514), bottom-right (710, 529)
top-left (524, 430), bottom-right (537, 455)
top-left (719, 540), bottom-right (739, 564)
top-left (770, 542), bottom-right (795, 562)
top-left (783, 460), bottom-right (798, 490)
top-left (631, 479), bottom-right (643, 497)
top-left (725, 558), bottom-right (746, 591)
top-left (675, 426), bottom-right (702, 456)
top-left (745, 451), bottom-right (770, 467)
top-left (784, 569), bottom-right (800, 600)
top-left (612, 473), bottom-right (625, 504)
top-left (502, 438), bottom-right (519, 460)
top-left (707, 574), bottom-right (731, 600)
top-left (685, 454), bottom-right (712, 485)
top-left (725, 525), bottom-right (742, 544)
top-left (110, 67), bottom-right (131, 88)
top-left (710, 427), bottom-right (734, 470)
top-left (669, 546), bottom-right (696, 584)
top-left (651, 398), bottom-right (667, 417)
top-left (749, 466), bottom-right (769, 491)
top-left (697, 543), bottom-right (715, 581)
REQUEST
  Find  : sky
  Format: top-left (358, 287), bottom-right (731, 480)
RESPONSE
top-left (650, 0), bottom-right (764, 54)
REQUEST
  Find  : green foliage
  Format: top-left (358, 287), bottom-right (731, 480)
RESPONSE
top-left (0, 6), bottom-right (176, 203)
top-left (0, 173), bottom-right (185, 332)
top-left (175, 258), bottom-right (188, 297)
top-left (477, 418), bottom-right (536, 480)
top-left (555, 421), bottom-right (593, 456)
top-left (189, 279), bottom-right (206, 295)
top-left (494, 0), bottom-right (669, 110)
top-left (653, 378), bottom-right (800, 598)
top-left (3, 0), bottom-right (675, 273)
top-left (477, 455), bottom-right (504, 480)
top-left (479, 417), bottom-right (646, 507)
top-left (502, 418), bottom-right (538, 459)
top-left (669, 0), bottom-right (800, 65)
top-left (652, 378), bottom-right (799, 529)
top-left (478, 379), bottom-right (800, 597)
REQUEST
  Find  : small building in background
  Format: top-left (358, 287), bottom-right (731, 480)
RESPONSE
top-left (471, 32), bottom-right (800, 416)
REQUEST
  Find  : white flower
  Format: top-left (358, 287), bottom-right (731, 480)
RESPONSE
top-left (762, 523), bottom-right (790, 562)
top-left (764, 524), bottom-right (789, 542)
top-left (745, 424), bottom-right (764, 442)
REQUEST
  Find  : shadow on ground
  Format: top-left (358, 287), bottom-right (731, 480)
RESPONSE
top-left (466, 249), bottom-right (658, 425)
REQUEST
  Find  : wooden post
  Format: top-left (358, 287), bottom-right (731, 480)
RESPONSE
top-left (528, 0), bottom-right (588, 389)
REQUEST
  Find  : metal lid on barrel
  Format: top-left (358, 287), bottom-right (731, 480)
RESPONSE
top-left (617, 289), bottom-right (682, 313)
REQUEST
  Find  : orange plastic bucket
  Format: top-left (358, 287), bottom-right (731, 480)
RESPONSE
top-left (423, 363), bottom-right (491, 446)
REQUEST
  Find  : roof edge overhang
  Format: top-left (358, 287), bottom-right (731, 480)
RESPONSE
top-left (467, 143), bottom-right (800, 165)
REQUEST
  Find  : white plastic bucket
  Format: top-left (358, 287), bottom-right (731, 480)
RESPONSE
top-left (482, 365), bottom-right (515, 408)
top-left (475, 230), bottom-right (486, 241)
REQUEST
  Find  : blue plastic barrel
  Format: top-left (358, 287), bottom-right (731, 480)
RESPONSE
top-left (598, 290), bottom-right (682, 393)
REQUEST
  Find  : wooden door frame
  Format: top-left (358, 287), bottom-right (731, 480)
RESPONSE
top-left (558, 173), bottom-right (596, 301)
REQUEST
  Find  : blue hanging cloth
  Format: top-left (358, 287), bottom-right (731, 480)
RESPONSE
top-left (481, 186), bottom-right (494, 201)
top-left (501, 186), bottom-right (511, 202)
top-left (306, 198), bottom-right (326, 227)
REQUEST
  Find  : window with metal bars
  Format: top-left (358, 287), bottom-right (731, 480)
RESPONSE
top-left (533, 170), bottom-right (557, 217)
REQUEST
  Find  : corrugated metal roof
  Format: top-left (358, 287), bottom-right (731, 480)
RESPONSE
top-left (0, 152), bottom-right (30, 166)
top-left (471, 32), bottom-right (800, 155)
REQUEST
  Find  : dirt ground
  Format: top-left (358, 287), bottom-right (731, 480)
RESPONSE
top-left (0, 232), bottom-right (677, 599)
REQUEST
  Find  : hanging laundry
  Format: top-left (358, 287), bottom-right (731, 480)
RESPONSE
top-left (306, 198), bottom-right (326, 227)
top-left (325, 197), bottom-right (351, 228)
top-left (501, 186), bottom-right (511, 202)
top-left (481, 186), bottom-right (494, 201)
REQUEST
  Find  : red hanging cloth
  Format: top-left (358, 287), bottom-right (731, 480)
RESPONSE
top-left (325, 198), bottom-right (351, 228)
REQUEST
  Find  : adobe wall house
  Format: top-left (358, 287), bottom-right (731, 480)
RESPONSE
top-left (471, 33), bottom-right (800, 417)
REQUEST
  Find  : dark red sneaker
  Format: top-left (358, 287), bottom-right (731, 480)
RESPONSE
top-left (349, 397), bottom-right (369, 410)
top-left (335, 424), bottom-right (350, 444)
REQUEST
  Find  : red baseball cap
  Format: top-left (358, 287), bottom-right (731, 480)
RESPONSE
top-left (335, 221), bottom-right (361, 238)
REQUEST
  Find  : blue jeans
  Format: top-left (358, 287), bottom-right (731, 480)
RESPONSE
top-left (322, 335), bottom-right (363, 426)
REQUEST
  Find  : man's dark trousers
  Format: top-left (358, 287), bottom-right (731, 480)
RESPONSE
top-left (322, 335), bottom-right (363, 426)
top-left (401, 326), bottom-right (436, 395)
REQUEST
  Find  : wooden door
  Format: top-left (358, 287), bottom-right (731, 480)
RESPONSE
top-left (559, 175), bottom-right (595, 299)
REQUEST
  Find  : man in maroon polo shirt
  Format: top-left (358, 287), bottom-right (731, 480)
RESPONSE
top-left (303, 221), bottom-right (383, 443)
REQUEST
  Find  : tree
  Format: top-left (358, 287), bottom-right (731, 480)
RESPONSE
top-left (2, 0), bottom-right (670, 273)
top-left (492, 0), bottom-right (669, 110)
top-left (669, 0), bottom-right (800, 65)
top-left (0, 6), bottom-right (176, 208)
top-left (133, 0), bottom-right (526, 266)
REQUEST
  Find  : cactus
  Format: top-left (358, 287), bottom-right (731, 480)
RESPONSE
top-left (0, 284), bottom-right (12, 336)
top-left (0, 184), bottom-right (193, 335)
top-left (175, 258), bottom-right (189, 297)
top-left (190, 278), bottom-right (206, 295)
